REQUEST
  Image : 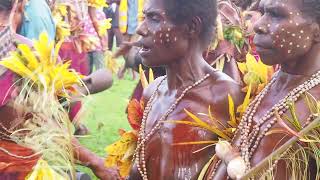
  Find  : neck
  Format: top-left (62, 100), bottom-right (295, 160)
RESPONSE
top-left (165, 49), bottom-right (209, 92)
top-left (281, 43), bottom-right (320, 76)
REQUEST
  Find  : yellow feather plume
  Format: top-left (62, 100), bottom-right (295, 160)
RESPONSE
top-left (0, 32), bottom-right (83, 97)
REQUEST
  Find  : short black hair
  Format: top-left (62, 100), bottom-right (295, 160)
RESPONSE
top-left (0, 0), bottom-right (13, 11)
top-left (302, 0), bottom-right (320, 22)
top-left (163, 0), bottom-right (218, 46)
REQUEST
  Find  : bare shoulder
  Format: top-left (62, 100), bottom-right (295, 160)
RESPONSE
top-left (207, 70), bottom-right (244, 107)
top-left (142, 76), bottom-right (166, 102)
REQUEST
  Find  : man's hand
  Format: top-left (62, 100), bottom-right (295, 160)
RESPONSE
top-left (91, 159), bottom-right (122, 180)
top-left (72, 138), bottom-right (122, 180)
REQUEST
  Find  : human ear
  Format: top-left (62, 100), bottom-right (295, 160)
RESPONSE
top-left (188, 16), bottom-right (202, 39)
top-left (311, 22), bottom-right (320, 42)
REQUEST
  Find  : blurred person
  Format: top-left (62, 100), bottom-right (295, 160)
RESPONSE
top-left (18, 0), bottom-right (56, 41)
top-left (86, 5), bottom-right (109, 74)
top-left (104, 0), bottom-right (123, 50)
top-left (117, 0), bottom-right (144, 79)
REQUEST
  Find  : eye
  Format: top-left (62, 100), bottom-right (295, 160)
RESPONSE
top-left (146, 13), bottom-right (161, 23)
top-left (267, 10), bottom-right (280, 18)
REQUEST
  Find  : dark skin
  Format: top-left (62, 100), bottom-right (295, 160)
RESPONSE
top-left (208, 0), bottom-right (320, 179)
top-left (0, 102), bottom-right (120, 180)
top-left (128, 0), bottom-right (243, 179)
top-left (0, 1), bottom-right (119, 179)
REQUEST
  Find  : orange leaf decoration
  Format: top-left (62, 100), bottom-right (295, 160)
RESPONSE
top-left (105, 131), bottom-right (138, 177)
top-left (127, 99), bottom-right (144, 130)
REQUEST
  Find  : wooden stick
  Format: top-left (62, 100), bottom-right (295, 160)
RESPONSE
top-left (240, 117), bottom-right (320, 180)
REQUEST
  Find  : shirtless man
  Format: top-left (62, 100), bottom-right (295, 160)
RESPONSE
top-left (207, 0), bottom-right (320, 179)
top-left (128, 0), bottom-right (243, 179)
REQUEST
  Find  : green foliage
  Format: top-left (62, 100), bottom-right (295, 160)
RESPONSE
top-left (77, 73), bottom-right (138, 179)
top-left (224, 26), bottom-right (245, 50)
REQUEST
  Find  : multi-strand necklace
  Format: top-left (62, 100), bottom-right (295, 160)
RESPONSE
top-left (209, 70), bottom-right (320, 179)
top-left (134, 74), bottom-right (210, 180)
top-left (238, 70), bottom-right (320, 171)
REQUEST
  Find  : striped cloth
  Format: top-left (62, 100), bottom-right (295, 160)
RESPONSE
top-left (0, 27), bottom-right (33, 107)
top-left (0, 27), bottom-right (16, 107)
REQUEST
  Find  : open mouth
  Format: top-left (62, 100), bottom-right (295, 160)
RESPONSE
top-left (139, 44), bottom-right (152, 57)
top-left (131, 40), bottom-right (152, 57)
top-left (142, 44), bottom-right (151, 51)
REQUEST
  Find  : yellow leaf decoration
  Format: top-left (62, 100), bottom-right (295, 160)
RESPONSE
top-left (88, 0), bottom-right (109, 8)
top-left (26, 159), bottom-right (66, 180)
top-left (98, 18), bottom-right (112, 37)
top-left (149, 68), bottom-right (154, 84)
top-left (165, 92), bottom-right (255, 148)
top-left (227, 94), bottom-right (237, 127)
top-left (237, 83), bottom-right (252, 116)
top-left (238, 53), bottom-right (274, 95)
top-left (54, 15), bottom-right (71, 42)
top-left (105, 130), bottom-right (138, 178)
top-left (166, 109), bottom-right (231, 141)
top-left (104, 50), bottom-right (119, 74)
top-left (139, 64), bottom-right (154, 89)
top-left (0, 32), bottom-right (83, 97)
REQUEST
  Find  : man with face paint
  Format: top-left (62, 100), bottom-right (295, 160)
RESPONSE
top-left (128, 0), bottom-right (244, 179)
top-left (206, 0), bottom-right (320, 179)
top-left (0, 1), bottom-right (120, 179)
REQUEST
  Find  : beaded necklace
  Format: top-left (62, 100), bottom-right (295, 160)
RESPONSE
top-left (239, 70), bottom-right (320, 170)
top-left (209, 70), bottom-right (320, 179)
top-left (135, 74), bottom-right (210, 180)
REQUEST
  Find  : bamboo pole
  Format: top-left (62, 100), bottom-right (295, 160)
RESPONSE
top-left (240, 117), bottom-right (320, 180)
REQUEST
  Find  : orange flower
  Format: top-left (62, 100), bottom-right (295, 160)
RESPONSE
top-left (127, 99), bottom-right (144, 130)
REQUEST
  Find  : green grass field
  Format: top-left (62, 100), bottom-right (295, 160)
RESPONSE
top-left (77, 74), bottom-right (138, 179)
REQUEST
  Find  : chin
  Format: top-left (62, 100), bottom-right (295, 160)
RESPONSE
top-left (141, 57), bottom-right (158, 68)
top-left (260, 56), bottom-right (279, 66)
